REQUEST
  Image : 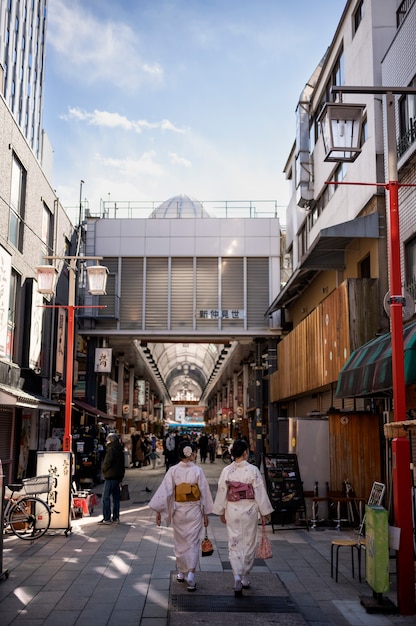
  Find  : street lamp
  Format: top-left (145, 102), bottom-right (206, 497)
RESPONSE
top-left (319, 86), bottom-right (416, 615)
top-left (36, 257), bottom-right (108, 453)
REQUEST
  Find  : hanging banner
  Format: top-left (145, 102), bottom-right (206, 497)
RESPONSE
top-left (95, 347), bottom-right (112, 373)
top-left (56, 307), bottom-right (66, 378)
top-left (0, 247), bottom-right (11, 358)
top-left (29, 283), bottom-right (44, 370)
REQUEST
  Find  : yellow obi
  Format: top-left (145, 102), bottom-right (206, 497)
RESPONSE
top-left (175, 483), bottom-right (201, 502)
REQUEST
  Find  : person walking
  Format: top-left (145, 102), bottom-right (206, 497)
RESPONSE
top-left (98, 433), bottom-right (125, 524)
top-left (148, 440), bottom-right (214, 591)
top-left (212, 438), bottom-right (273, 596)
top-left (198, 432), bottom-right (208, 463)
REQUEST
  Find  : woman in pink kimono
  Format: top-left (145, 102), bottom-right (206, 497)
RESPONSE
top-left (213, 438), bottom-right (274, 596)
top-left (148, 440), bottom-right (214, 591)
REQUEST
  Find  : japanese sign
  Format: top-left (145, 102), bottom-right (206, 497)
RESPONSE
top-left (198, 309), bottom-right (245, 320)
top-left (94, 347), bottom-right (112, 372)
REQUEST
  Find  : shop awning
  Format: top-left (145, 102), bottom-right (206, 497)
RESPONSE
top-left (336, 320), bottom-right (416, 398)
top-left (265, 212), bottom-right (380, 315)
top-left (73, 399), bottom-right (115, 422)
top-left (0, 384), bottom-right (60, 410)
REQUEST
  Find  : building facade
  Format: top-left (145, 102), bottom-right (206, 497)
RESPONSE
top-left (0, 0), bottom-right (48, 158)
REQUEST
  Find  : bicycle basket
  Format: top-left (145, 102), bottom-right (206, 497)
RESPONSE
top-left (22, 475), bottom-right (51, 495)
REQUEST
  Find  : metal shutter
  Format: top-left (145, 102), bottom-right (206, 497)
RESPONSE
top-left (221, 257), bottom-right (244, 330)
top-left (120, 258), bottom-right (143, 330)
top-left (196, 258), bottom-right (219, 331)
top-left (145, 258), bottom-right (168, 329)
top-left (171, 258), bottom-right (194, 331)
top-left (247, 258), bottom-right (269, 329)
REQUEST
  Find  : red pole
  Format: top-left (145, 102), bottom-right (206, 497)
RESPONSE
top-left (388, 179), bottom-right (416, 615)
top-left (63, 303), bottom-right (74, 453)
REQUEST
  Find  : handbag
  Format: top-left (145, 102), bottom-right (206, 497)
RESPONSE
top-left (201, 531), bottom-right (214, 557)
top-left (256, 518), bottom-right (272, 559)
top-left (120, 484), bottom-right (130, 501)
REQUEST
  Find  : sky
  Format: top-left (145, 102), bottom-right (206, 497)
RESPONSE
top-left (43, 0), bottom-right (347, 224)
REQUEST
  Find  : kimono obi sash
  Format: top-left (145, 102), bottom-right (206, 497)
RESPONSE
top-left (175, 482), bottom-right (201, 502)
top-left (226, 480), bottom-right (255, 502)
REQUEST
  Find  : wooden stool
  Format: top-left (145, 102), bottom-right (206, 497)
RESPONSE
top-left (330, 538), bottom-right (362, 583)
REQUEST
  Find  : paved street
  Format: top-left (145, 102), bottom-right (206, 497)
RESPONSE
top-left (1, 457), bottom-right (415, 625)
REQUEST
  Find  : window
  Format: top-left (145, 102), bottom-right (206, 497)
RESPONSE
top-left (405, 236), bottom-right (416, 299)
top-left (9, 154), bottom-right (26, 251)
top-left (353, 0), bottom-right (364, 35)
top-left (41, 203), bottom-right (53, 261)
top-left (398, 77), bottom-right (416, 158)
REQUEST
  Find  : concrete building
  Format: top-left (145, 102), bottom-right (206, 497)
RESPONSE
top-left (267, 0), bottom-right (416, 500)
top-left (0, 0), bottom-right (48, 158)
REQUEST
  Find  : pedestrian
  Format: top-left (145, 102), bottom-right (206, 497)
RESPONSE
top-left (98, 432), bottom-right (125, 524)
top-left (148, 440), bottom-right (214, 591)
top-left (198, 432), bottom-right (208, 463)
top-left (146, 448), bottom-right (160, 468)
top-left (208, 435), bottom-right (217, 463)
top-left (212, 438), bottom-right (274, 596)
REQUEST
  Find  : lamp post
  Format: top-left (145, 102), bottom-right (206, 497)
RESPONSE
top-left (319, 86), bottom-right (416, 615)
top-left (36, 257), bottom-right (108, 453)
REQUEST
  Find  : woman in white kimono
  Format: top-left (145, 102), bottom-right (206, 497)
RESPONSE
top-left (148, 440), bottom-right (214, 591)
top-left (213, 438), bottom-right (274, 596)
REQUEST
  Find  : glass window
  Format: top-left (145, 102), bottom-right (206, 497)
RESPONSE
top-left (353, 0), bottom-right (364, 35)
top-left (9, 154), bottom-right (26, 251)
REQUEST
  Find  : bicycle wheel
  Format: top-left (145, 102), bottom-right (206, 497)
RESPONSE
top-left (9, 496), bottom-right (51, 540)
top-left (222, 450), bottom-right (231, 464)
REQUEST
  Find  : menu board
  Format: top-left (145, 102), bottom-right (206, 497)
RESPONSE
top-left (263, 453), bottom-right (307, 529)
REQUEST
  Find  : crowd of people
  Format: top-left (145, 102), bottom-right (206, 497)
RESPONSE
top-left (98, 429), bottom-right (271, 597)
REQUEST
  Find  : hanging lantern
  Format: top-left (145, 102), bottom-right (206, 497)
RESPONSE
top-left (86, 264), bottom-right (108, 295)
top-left (318, 102), bottom-right (366, 162)
top-left (36, 265), bottom-right (58, 295)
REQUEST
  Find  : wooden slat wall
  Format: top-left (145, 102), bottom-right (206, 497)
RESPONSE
top-left (328, 412), bottom-right (382, 499)
top-left (270, 280), bottom-right (352, 402)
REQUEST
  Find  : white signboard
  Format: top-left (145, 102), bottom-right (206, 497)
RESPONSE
top-left (0, 247), bottom-right (12, 357)
top-left (29, 284), bottom-right (44, 369)
top-left (37, 451), bottom-right (72, 531)
top-left (95, 347), bottom-right (112, 373)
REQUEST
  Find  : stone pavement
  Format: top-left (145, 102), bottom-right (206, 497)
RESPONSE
top-left (1, 455), bottom-right (415, 625)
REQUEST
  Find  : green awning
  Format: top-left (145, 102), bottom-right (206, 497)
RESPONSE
top-left (336, 320), bottom-right (416, 398)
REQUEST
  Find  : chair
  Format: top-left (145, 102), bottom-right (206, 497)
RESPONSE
top-left (330, 481), bottom-right (385, 583)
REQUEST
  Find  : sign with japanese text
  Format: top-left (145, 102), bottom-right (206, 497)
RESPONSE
top-left (94, 347), bottom-right (112, 372)
top-left (0, 246), bottom-right (11, 357)
top-left (37, 451), bottom-right (71, 531)
top-left (198, 309), bottom-right (245, 320)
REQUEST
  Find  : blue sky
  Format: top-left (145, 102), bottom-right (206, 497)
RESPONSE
top-left (43, 0), bottom-right (347, 223)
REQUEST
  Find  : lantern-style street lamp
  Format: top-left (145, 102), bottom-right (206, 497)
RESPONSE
top-left (319, 86), bottom-right (416, 615)
top-left (36, 256), bottom-right (108, 453)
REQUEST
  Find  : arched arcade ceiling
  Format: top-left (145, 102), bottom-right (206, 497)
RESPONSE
top-left (103, 335), bottom-right (258, 405)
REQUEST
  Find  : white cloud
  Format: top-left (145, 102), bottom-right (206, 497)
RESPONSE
top-left (169, 153), bottom-right (192, 168)
top-left (47, 0), bottom-right (163, 90)
top-left (60, 107), bottom-right (187, 134)
top-left (96, 151), bottom-right (165, 178)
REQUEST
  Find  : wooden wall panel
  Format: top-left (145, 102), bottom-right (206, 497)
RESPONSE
top-left (328, 412), bottom-right (382, 499)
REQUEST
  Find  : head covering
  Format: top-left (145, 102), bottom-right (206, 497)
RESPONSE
top-left (178, 440), bottom-right (196, 460)
top-left (106, 433), bottom-right (119, 444)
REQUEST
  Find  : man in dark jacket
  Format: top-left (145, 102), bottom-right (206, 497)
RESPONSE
top-left (99, 433), bottom-right (125, 524)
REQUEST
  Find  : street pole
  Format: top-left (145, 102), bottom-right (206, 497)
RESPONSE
top-left (385, 93), bottom-right (415, 615)
top-left (63, 259), bottom-right (76, 453)
top-left (327, 86), bottom-right (416, 615)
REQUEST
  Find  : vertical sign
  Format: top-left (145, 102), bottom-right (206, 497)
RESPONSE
top-left (0, 247), bottom-right (11, 357)
top-left (95, 347), bottom-right (112, 372)
top-left (29, 283), bottom-right (44, 369)
top-left (37, 451), bottom-right (72, 532)
top-left (56, 307), bottom-right (66, 378)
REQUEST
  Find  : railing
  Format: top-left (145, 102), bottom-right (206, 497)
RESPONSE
top-left (85, 199), bottom-right (284, 220)
top-left (397, 117), bottom-right (416, 159)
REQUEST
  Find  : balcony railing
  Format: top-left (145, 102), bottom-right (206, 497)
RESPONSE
top-left (397, 117), bottom-right (416, 159)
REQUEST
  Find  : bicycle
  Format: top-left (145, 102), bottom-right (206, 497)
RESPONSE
top-left (222, 448), bottom-right (232, 464)
top-left (3, 475), bottom-right (52, 540)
